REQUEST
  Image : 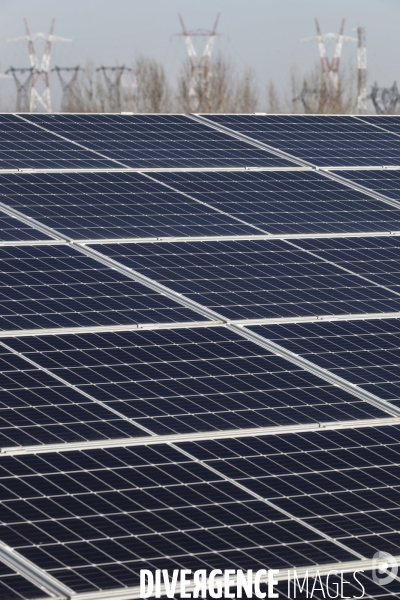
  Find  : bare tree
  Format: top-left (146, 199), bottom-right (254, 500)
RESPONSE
top-left (291, 62), bottom-right (356, 114)
top-left (177, 53), bottom-right (258, 113)
top-left (266, 80), bottom-right (281, 113)
top-left (61, 62), bottom-right (106, 112)
top-left (136, 58), bottom-right (172, 112)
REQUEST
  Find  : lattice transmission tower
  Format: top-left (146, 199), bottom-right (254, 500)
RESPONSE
top-left (176, 14), bottom-right (222, 112)
top-left (300, 20), bottom-right (367, 114)
top-left (9, 19), bottom-right (71, 112)
top-left (53, 66), bottom-right (81, 112)
top-left (97, 66), bottom-right (138, 112)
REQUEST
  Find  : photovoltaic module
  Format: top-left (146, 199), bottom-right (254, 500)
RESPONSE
top-left (0, 113), bottom-right (400, 599)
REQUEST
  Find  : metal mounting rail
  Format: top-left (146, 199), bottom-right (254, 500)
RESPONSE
top-left (231, 324), bottom-right (400, 419)
top-left (0, 239), bottom-right (65, 247)
top-left (1, 229), bottom-right (400, 249)
top-left (0, 199), bottom-right (66, 241)
top-left (0, 319), bottom-right (221, 338)
top-left (2, 416), bottom-right (399, 456)
top-left (81, 230), bottom-right (400, 245)
top-left (0, 541), bottom-right (72, 599)
top-left (0, 311), bottom-right (399, 339)
top-left (0, 165), bottom-right (313, 174)
top-left (192, 113), bottom-right (400, 207)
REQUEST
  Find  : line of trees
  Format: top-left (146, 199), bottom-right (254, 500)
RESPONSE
top-left (58, 55), bottom-right (360, 114)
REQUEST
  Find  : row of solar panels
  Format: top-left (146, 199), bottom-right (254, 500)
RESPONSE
top-left (3, 169), bottom-right (400, 241)
top-left (1, 113), bottom-right (400, 169)
top-left (1, 114), bottom-right (400, 600)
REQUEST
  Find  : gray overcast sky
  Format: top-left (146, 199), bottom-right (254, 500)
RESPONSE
top-left (0, 0), bottom-right (398, 110)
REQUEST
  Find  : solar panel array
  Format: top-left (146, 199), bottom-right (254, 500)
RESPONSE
top-left (1, 112), bottom-right (400, 600)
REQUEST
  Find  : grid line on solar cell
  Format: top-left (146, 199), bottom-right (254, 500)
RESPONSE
top-left (142, 171), bottom-right (267, 235)
top-left (0, 443), bottom-right (360, 594)
top-left (182, 425), bottom-right (400, 567)
top-left (2, 327), bottom-right (388, 438)
top-left (337, 169), bottom-right (400, 210)
top-left (322, 169), bottom-right (400, 213)
top-left (250, 318), bottom-right (400, 407)
top-left (0, 206), bottom-right (51, 244)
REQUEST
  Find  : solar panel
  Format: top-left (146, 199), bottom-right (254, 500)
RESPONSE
top-left (2, 328), bottom-right (386, 437)
top-left (0, 444), bottom-right (358, 595)
top-left (0, 171), bottom-right (258, 240)
top-left (203, 114), bottom-right (400, 167)
top-left (91, 239), bottom-right (400, 320)
top-left (2, 114), bottom-right (400, 599)
top-left (182, 426), bottom-right (400, 560)
top-left (293, 235), bottom-right (400, 292)
top-left (151, 169), bottom-right (400, 234)
top-left (0, 340), bottom-right (152, 448)
top-left (0, 244), bottom-right (203, 330)
top-left (22, 114), bottom-right (296, 169)
top-left (358, 115), bottom-right (400, 137)
top-left (250, 318), bottom-right (400, 405)
top-left (0, 114), bottom-right (117, 170)
top-left (338, 168), bottom-right (400, 202)
top-left (0, 210), bottom-right (51, 243)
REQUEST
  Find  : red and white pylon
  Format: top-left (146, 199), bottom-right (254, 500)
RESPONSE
top-left (9, 19), bottom-right (71, 112)
top-left (176, 14), bottom-right (222, 111)
top-left (302, 19), bottom-right (355, 92)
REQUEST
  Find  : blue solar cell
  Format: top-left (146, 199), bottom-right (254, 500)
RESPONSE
top-left (4, 327), bottom-right (386, 436)
top-left (23, 113), bottom-right (296, 169)
top-left (91, 239), bottom-right (400, 320)
top-left (0, 114), bottom-right (116, 169)
top-left (203, 114), bottom-right (400, 167)
top-left (250, 318), bottom-right (400, 405)
top-left (0, 171), bottom-right (257, 240)
top-left (151, 170), bottom-right (400, 234)
top-left (0, 244), bottom-right (202, 330)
